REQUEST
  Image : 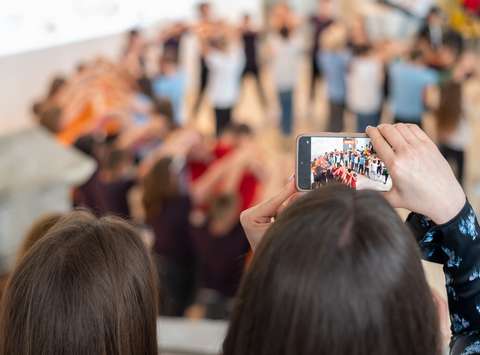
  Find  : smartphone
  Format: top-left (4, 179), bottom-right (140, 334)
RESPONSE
top-left (296, 133), bottom-right (393, 192)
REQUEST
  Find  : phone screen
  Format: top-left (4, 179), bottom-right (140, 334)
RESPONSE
top-left (297, 135), bottom-right (393, 192)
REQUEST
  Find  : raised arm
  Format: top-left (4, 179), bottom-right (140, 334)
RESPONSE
top-left (190, 145), bottom-right (252, 206)
top-left (367, 124), bottom-right (480, 352)
top-left (409, 200), bottom-right (480, 347)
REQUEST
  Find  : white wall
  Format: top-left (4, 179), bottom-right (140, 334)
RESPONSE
top-left (0, 34), bottom-right (125, 135)
top-left (0, 0), bottom-right (261, 135)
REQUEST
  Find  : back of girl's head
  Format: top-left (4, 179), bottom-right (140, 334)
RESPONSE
top-left (142, 158), bottom-right (178, 220)
top-left (74, 134), bottom-right (100, 158)
top-left (224, 184), bottom-right (439, 355)
top-left (47, 76), bottom-right (67, 99)
top-left (197, 2), bottom-right (211, 17)
top-left (436, 81), bottom-right (462, 134)
top-left (279, 26), bottom-right (291, 39)
top-left (427, 6), bottom-right (442, 22)
top-left (410, 48), bottom-right (425, 62)
top-left (352, 44), bottom-right (372, 57)
top-left (39, 106), bottom-right (63, 134)
top-left (153, 97), bottom-right (175, 127)
top-left (0, 211), bottom-right (158, 355)
top-left (128, 28), bottom-right (140, 41)
top-left (103, 148), bottom-right (130, 174)
top-left (31, 101), bottom-right (45, 118)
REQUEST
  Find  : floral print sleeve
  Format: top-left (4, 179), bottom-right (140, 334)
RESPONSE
top-left (406, 201), bottom-right (480, 355)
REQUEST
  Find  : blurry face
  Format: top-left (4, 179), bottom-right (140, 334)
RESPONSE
top-left (199, 4), bottom-right (211, 20)
top-left (439, 46), bottom-right (458, 68)
top-left (429, 13), bottom-right (443, 27)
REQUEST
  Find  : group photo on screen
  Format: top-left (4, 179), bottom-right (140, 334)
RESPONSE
top-left (310, 137), bottom-right (393, 191)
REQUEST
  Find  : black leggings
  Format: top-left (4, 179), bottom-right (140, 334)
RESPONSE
top-left (214, 107), bottom-right (232, 137)
top-left (310, 53), bottom-right (322, 100)
top-left (193, 57), bottom-right (210, 116)
top-left (328, 101), bottom-right (345, 132)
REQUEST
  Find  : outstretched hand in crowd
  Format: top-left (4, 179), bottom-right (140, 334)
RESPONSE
top-left (366, 123), bottom-right (466, 224)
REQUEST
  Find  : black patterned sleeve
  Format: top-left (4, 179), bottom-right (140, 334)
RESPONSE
top-left (406, 202), bottom-right (480, 353)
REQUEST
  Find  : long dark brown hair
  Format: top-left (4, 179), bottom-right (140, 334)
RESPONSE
top-left (0, 211), bottom-right (159, 355)
top-left (436, 80), bottom-right (462, 137)
top-left (224, 184), bottom-right (440, 355)
top-left (142, 158), bottom-right (179, 221)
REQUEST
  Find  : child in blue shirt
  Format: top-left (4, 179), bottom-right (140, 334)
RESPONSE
top-left (152, 51), bottom-right (186, 126)
top-left (389, 50), bottom-right (438, 128)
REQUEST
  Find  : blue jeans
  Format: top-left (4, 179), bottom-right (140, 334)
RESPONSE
top-left (278, 90), bottom-right (293, 136)
top-left (357, 112), bottom-right (381, 133)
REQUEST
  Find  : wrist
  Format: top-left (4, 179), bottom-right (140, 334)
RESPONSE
top-left (430, 193), bottom-right (466, 225)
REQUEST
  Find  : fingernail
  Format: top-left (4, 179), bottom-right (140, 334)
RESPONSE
top-left (288, 174), bottom-right (295, 181)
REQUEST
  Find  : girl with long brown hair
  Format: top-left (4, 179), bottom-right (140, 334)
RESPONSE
top-left (0, 212), bottom-right (159, 355)
top-left (225, 124), bottom-right (478, 355)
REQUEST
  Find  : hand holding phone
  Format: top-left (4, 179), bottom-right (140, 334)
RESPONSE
top-left (240, 179), bottom-right (299, 251)
top-left (366, 124), bottom-right (465, 224)
top-left (296, 133), bottom-right (393, 192)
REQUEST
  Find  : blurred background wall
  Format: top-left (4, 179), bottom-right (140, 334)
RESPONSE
top-left (0, 0), bottom-right (261, 135)
top-left (0, 0), bottom-right (437, 135)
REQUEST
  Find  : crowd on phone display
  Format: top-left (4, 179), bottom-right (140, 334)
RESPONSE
top-left (312, 145), bottom-right (389, 189)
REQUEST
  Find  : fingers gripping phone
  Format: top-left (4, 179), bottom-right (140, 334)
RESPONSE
top-left (296, 133), bottom-right (393, 192)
